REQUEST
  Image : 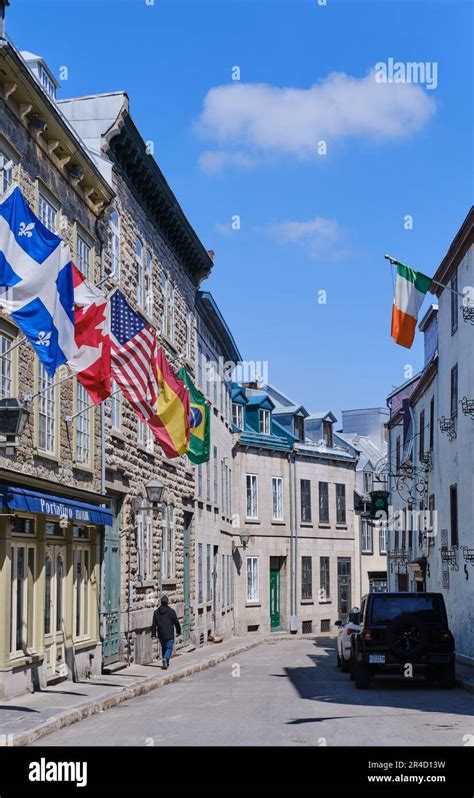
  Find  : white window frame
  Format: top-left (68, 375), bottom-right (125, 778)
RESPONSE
top-left (135, 238), bottom-right (144, 309)
top-left (75, 382), bottom-right (92, 466)
top-left (10, 542), bottom-right (36, 656)
top-left (246, 556), bottom-right (259, 603)
top-left (232, 403), bottom-right (244, 430)
top-left (168, 281), bottom-right (175, 341)
top-left (110, 210), bottom-right (121, 279)
top-left (0, 138), bottom-right (16, 196)
top-left (259, 409), bottom-right (270, 435)
top-left (272, 476), bottom-right (283, 521)
top-left (0, 331), bottom-right (14, 399)
top-left (379, 525), bottom-right (387, 555)
top-left (37, 362), bottom-right (57, 455)
top-left (73, 545), bottom-right (90, 641)
top-left (361, 518), bottom-right (373, 554)
top-left (39, 63), bottom-right (56, 99)
top-left (185, 306), bottom-right (192, 360)
top-left (38, 186), bottom-right (59, 234)
top-left (246, 474), bottom-right (258, 519)
top-left (76, 230), bottom-right (92, 280)
top-left (160, 504), bottom-right (175, 580)
top-left (197, 542), bottom-right (203, 604)
top-left (206, 543), bottom-right (212, 603)
top-left (144, 249), bottom-right (153, 317)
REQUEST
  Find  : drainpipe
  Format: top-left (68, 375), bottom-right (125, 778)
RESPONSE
top-left (287, 451), bottom-right (294, 620)
top-left (288, 449), bottom-right (298, 632)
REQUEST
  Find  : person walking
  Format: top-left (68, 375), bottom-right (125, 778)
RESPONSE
top-left (151, 595), bottom-right (181, 669)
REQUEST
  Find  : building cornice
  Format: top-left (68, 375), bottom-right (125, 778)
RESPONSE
top-left (107, 113), bottom-right (213, 286)
top-left (432, 206), bottom-right (474, 295)
top-left (409, 357), bottom-right (438, 406)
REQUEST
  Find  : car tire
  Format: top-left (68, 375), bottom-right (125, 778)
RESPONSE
top-left (341, 655), bottom-right (350, 673)
top-left (350, 656), bottom-right (355, 680)
top-left (355, 662), bottom-right (370, 689)
top-left (439, 661), bottom-right (455, 689)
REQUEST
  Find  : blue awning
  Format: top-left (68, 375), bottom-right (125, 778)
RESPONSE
top-left (0, 485), bottom-right (113, 526)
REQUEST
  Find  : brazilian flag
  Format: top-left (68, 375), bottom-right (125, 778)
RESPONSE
top-left (178, 367), bottom-right (210, 464)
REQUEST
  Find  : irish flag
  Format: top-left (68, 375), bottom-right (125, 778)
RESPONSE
top-left (391, 261), bottom-right (432, 348)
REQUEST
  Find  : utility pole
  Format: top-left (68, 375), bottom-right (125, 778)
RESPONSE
top-left (0, 1), bottom-right (10, 39)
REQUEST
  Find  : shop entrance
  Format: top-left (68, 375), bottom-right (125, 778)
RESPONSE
top-left (44, 544), bottom-right (67, 681)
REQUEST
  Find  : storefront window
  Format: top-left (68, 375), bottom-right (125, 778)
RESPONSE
top-left (56, 555), bottom-right (63, 633)
top-left (74, 548), bottom-right (90, 639)
top-left (10, 543), bottom-right (35, 654)
top-left (46, 521), bottom-right (64, 536)
top-left (13, 517), bottom-right (35, 534)
top-left (44, 555), bottom-right (52, 635)
top-left (73, 525), bottom-right (90, 539)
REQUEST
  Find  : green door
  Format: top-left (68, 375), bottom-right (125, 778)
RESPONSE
top-left (270, 565), bottom-right (280, 629)
top-left (102, 498), bottom-right (121, 664)
top-left (182, 512), bottom-right (192, 641)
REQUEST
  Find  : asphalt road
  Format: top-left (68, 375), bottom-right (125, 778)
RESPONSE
top-left (31, 638), bottom-right (474, 747)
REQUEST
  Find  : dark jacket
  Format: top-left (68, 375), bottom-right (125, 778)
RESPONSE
top-left (151, 605), bottom-right (181, 641)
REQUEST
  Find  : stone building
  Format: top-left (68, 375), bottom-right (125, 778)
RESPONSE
top-left (231, 383), bottom-right (357, 637)
top-left (58, 91), bottom-right (214, 666)
top-left (0, 32), bottom-right (114, 698)
top-left (192, 291), bottom-right (241, 645)
top-left (386, 208), bottom-right (474, 664)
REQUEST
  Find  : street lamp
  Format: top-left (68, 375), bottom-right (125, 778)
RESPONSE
top-left (239, 532), bottom-right (250, 549)
top-left (145, 478), bottom-right (166, 506)
top-left (0, 398), bottom-right (29, 453)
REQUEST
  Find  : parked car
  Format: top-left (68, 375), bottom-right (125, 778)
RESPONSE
top-left (351, 592), bottom-right (455, 689)
top-left (335, 608), bottom-right (360, 673)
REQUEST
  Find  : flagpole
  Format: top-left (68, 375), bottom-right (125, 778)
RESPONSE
top-left (23, 370), bottom-right (76, 402)
top-left (384, 254), bottom-right (467, 299)
top-left (0, 334), bottom-right (26, 357)
top-left (64, 389), bottom-right (120, 422)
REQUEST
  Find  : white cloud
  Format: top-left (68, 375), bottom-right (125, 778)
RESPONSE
top-left (261, 216), bottom-right (347, 259)
top-left (196, 69), bottom-right (436, 169)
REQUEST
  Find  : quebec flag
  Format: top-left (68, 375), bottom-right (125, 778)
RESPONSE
top-left (0, 186), bottom-right (75, 377)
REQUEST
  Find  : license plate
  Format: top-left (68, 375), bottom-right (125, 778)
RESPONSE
top-left (369, 654), bottom-right (386, 664)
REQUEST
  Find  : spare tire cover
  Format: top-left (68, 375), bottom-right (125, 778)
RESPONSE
top-left (387, 612), bottom-right (428, 659)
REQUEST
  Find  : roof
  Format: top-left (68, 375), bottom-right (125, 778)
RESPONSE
top-left (418, 303), bottom-right (438, 332)
top-left (244, 393), bottom-right (275, 411)
top-left (432, 206), bottom-right (474, 294)
top-left (272, 404), bottom-right (309, 418)
top-left (337, 432), bottom-right (386, 471)
top-left (297, 441), bottom-right (357, 463)
top-left (306, 411), bottom-right (337, 423)
top-left (196, 291), bottom-right (241, 363)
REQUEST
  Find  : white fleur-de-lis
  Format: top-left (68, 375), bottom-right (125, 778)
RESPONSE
top-left (36, 331), bottom-right (51, 347)
top-left (18, 221), bottom-right (35, 238)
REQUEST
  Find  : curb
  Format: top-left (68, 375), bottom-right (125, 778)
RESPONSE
top-left (456, 677), bottom-right (474, 695)
top-left (10, 635), bottom-right (274, 747)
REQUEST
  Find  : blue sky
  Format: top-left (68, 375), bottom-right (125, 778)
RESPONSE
top-left (7, 0), bottom-right (473, 421)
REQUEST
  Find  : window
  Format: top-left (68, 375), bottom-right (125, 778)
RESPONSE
top-left (361, 519), bottom-right (373, 553)
top-left (318, 482), bottom-right (329, 524)
top-left (168, 282), bottom-right (175, 341)
top-left (206, 459), bottom-right (211, 502)
top-left (336, 483), bottom-right (346, 524)
top-left (39, 63), bottom-right (56, 99)
top-left (44, 555), bottom-right (52, 634)
top-left (301, 556), bottom-right (312, 600)
top-left (73, 547), bottom-right (89, 639)
top-left (213, 371), bottom-right (218, 406)
top-left (379, 525), bottom-right (387, 554)
top-left (197, 463), bottom-right (202, 497)
top-left (429, 397), bottom-right (435, 452)
top-left (110, 210), bottom-right (120, 278)
top-left (137, 502), bottom-right (153, 581)
top-left (197, 543), bottom-right (203, 604)
top-left (161, 271), bottom-right (168, 334)
top-left (213, 445), bottom-right (218, 505)
top-left (246, 557), bottom-right (259, 603)
top-left (76, 232), bottom-right (91, 279)
top-left (135, 239), bottom-right (144, 309)
top-left (319, 556), bottom-right (330, 601)
top-left (0, 145), bottom-right (14, 195)
top-left (259, 409), bottom-right (270, 435)
top-left (56, 554), bottom-right (64, 633)
top-left (137, 418), bottom-right (154, 452)
top-left (450, 484), bottom-right (458, 547)
top-left (451, 272), bottom-right (458, 334)
top-left (227, 554), bottom-right (231, 607)
top-left (205, 355), bottom-right (211, 399)
top-left (75, 383), bottom-right (91, 465)
top-left (0, 332), bottom-right (13, 399)
top-left (206, 544), bottom-right (211, 602)
top-left (301, 479), bottom-right (311, 522)
top-left (228, 469), bottom-right (232, 517)
top-left (197, 343), bottom-right (203, 387)
top-left (450, 364), bottom-right (458, 418)
top-left (38, 363), bottom-right (56, 453)
top-left (428, 494), bottom-right (436, 547)
top-left (323, 420), bottom-right (333, 448)
top-left (246, 474), bottom-right (258, 519)
top-left (419, 409), bottom-right (425, 461)
top-left (396, 436), bottom-right (401, 471)
top-left (110, 378), bottom-right (121, 431)
top-left (272, 477), bottom-right (283, 521)
top-left (185, 306), bottom-right (192, 360)
top-left (144, 250), bottom-right (153, 317)
top-left (38, 189), bottom-right (58, 233)
top-left (294, 415), bottom-right (305, 442)
top-left (161, 504), bottom-right (175, 580)
top-left (232, 403), bottom-right (244, 430)
top-left (11, 544), bottom-right (35, 653)
top-left (363, 471), bottom-right (373, 495)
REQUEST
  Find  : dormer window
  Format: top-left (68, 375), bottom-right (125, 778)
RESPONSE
top-left (323, 420), bottom-right (333, 448)
top-left (259, 409), bottom-right (270, 435)
top-left (39, 64), bottom-right (56, 99)
top-left (363, 471), bottom-right (373, 494)
top-left (232, 403), bottom-right (244, 430)
top-left (294, 415), bottom-right (305, 442)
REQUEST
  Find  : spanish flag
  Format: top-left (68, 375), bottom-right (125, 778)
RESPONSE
top-left (178, 367), bottom-right (210, 464)
top-left (156, 348), bottom-right (190, 458)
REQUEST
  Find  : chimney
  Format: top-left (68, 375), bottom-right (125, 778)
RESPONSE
top-left (0, 0), bottom-right (10, 39)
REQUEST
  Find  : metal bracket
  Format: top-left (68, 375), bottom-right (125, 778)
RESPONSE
top-left (440, 546), bottom-right (459, 571)
top-left (460, 397), bottom-right (474, 420)
top-left (439, 416), bottom-right (456, 441)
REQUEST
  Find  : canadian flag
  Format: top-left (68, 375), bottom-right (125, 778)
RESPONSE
top-left (67, 264), bottom-right (111, 404)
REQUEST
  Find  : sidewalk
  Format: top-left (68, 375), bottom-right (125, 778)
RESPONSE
top-left (0, 632), bottom-right (289, 747)
top-left (1, 636), bottom-right (472, 747)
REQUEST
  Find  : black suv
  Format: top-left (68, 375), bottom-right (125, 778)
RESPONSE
top-left (351, 592), bottom-right (455, 689)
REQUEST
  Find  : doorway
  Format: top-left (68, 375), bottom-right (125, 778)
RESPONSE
top-left (182, 512), bottom-right (192, 641)
top-left (102, 497), bottom-right (121, 665)
top-left (270, 556), bottom-right (281, 629)
top-left (44, 545), bottom-right (67, 681)
top-left (337, 557), bottom-right (351, 623)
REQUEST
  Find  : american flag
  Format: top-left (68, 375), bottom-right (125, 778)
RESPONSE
top-left (110, 289), bottom-right (159, 424)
